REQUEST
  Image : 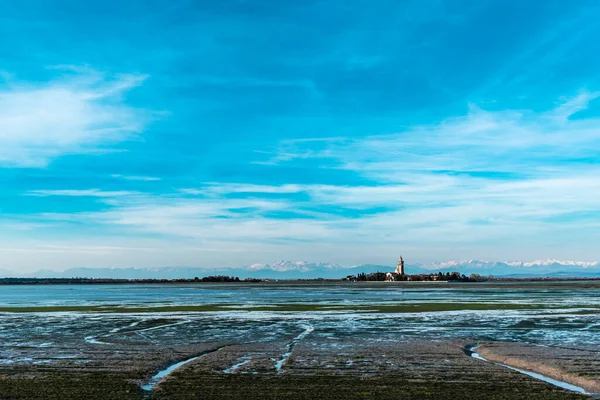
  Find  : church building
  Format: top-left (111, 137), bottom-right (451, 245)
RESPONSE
top-left (395, 256), bottom-right (405, 275)
top-left (386, 256), bottom-right (405, 281)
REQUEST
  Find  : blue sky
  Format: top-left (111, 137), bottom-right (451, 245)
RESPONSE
top-left (1, 0), bottom-right (600, 271)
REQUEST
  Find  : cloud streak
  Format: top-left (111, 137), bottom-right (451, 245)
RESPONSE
top-left (28, 189), bottom-right (138, 198)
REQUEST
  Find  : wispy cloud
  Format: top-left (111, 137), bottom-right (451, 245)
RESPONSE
top-left (111, 174), bottom-right (161, 182)
top-left (28, 189), bottom-right (138, 197)
top-left (0, 69), bottom-right (149, 168)
top-left (255, 92), bottom-right (600, 185)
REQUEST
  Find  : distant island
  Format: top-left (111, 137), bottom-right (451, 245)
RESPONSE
top-left (342, 257), bottom-right (482, 282)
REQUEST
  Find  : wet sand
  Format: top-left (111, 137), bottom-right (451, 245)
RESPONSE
top-left (477, 342), bottom-right (600, 394)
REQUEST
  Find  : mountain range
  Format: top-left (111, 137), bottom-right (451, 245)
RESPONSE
top-left (415, 259), bottom-right (600, 277)
top-left (1, 259), bottom-right (600, 279)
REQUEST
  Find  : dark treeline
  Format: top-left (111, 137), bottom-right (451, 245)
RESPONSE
top-left (194, 276), bottom-right (239, 282)
top-left (0, 276), bottom-right (261, 285)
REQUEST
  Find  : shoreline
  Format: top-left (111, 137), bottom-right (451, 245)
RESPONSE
top-left (2, 278), bottom-right (600, 286)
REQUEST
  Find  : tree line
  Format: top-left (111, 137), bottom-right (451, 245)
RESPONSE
top-left (344, 271), bottom-right (487, 282)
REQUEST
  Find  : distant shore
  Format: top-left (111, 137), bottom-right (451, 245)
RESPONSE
top-left (2, 276), bottom-right (600, 285)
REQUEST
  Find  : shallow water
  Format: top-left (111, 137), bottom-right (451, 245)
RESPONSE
top-left (1, 282), bottom-right (600, 365)
top-left (275, 325), bottom-right (314, 372)
top-left (2, 282), bottom-right (599, 309)
top-left (142, 354), bottom-right (203, 391)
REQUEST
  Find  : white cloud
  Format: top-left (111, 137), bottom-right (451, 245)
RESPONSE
top-left (111, 174), bottom-right (161, 181)
top-left (28, 189), bottom-right (137, 197)
top-left (182, 183), bottom-right (306, 196)
top-left (0, 70), bottom-right (148, 167)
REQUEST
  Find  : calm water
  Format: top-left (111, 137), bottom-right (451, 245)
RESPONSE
top-left (2, 282), bottom-right (599, 308)
top-left (1, 282), bottom-right (599, 365)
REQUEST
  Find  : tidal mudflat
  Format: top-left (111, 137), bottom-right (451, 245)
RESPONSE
top-left (0, 282), bottom-right (599, 399)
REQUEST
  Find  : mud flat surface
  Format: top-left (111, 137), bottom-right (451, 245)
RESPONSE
top-left (0, 339), bottom-right (593, 400)
top-left (153, 340), bottom-right (591, 400)
top-left (1, 282), bottom-right (600, 399)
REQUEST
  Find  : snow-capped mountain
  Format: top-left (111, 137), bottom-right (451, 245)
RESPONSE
top-left (418, 259), bottom-right (600, 276)
top-left (0, 262), bottom-right (376, 280)
top-left (421, 259), bottom-right (595, 270)
top-left (246, 261), bottom-right (348, 272)
top-left (506, 259), bottom-right (599, 268)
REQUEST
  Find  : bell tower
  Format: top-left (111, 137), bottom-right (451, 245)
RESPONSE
top-left (396, 256), bottom-right (405, 275)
